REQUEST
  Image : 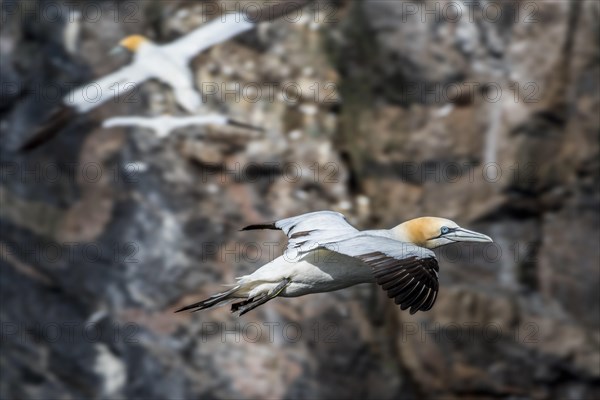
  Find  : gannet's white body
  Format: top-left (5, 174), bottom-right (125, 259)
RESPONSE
top-left (21, 2), bottom-right (315, 151)
top-left (176, 211), bottom-right (493, 315)
top-left (22, 2), bottom-right (316, 151)
top-left (239, 249), bottom-right (376, 298)
top-left (67, 12), bottom-right (254, 114)
top-left (20, 12), bottom-right (255, 150)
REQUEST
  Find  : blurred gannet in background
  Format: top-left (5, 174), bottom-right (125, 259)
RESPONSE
top-left (175, 211), bottom-right (493, 316)
top-left (20, 1), bottom-right (313, 150)
top-left (21, 13), bottom-right (253, 151)
top-left (102, 114), bottom-right (263, 138)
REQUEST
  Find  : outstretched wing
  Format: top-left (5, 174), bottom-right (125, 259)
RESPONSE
top-left (19, 106), bottom-right (75, 151)
top-left (242, 210), bottom-right (359, 251)
top-left (20, 65), bottom-right (148, 151)
top-left (65, 64), bottom-right (150, 113)
top-left (102, 115), bottom-right (172, 137)
top-left (325, 234), bottom-right (440, 314)
top-left (162, 12), bottom-right (254, 62)
top-left (162, 1), bottom-right (316, 62)
top-left (102, 115), bottom-right (261, 138)
top-left (102, 116), bottom-right (158, 129)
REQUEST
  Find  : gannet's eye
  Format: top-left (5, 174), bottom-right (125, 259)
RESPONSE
top-left (441, 226), bottom-right (450, 234)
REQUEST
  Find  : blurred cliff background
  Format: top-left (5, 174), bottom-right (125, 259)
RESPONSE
top-left (1, 0), bottom-right (599, 399)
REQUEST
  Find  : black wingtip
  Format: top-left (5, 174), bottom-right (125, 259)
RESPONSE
top-left (226, 118), bottom-right (265, 133)
top-left (174, 303), bottom-right (198, 313)
top-left (240, 222), bottom-right (278, 231)
top-left (19, 105), bottom-right (75, 152)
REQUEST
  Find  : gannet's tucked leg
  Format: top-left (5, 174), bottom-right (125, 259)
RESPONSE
top-left (174, 285), bottom-right (241, 313)
top-left (231, 278), bottom-right (291, 316)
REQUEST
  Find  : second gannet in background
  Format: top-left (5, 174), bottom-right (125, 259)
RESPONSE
top-left (102, 114), bottom-right (263, 138)
top-left (20, 1), bottom-right (314, 151)
top-left (20, 12), bottom-right (253, 151)
top-left (175, 211), bottom-right (493, 316)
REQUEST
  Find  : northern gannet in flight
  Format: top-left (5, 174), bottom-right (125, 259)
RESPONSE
top-left (102, 114), bottom-right (263, 138)
top-left (20, 0), bottom-right (314, 150)
top-left (175, 211), bottom-right (493, 316)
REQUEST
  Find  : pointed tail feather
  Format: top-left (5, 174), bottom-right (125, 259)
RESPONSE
top-left (226, 118), bottom-right (264, 133)
top-left (176, 278), bottom-right (291, 315)
top-left (175, 285), bottom-right (240, 313)
top-left (230, 278), bottom-right (290, 316)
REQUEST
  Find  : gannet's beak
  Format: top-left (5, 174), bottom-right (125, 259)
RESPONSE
top-left (447, 228), bottom-right (493, 243)
top-left (227, 119), bottom-right (265, 133)
top-left (109, 45), bottom-right (126, 56)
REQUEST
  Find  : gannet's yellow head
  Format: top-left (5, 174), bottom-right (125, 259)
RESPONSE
top-left (114, 35), bottom-right (150, 53)
top-left (392, 217), bottom-right (493, 249)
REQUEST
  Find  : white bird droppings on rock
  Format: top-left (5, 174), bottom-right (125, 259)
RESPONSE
top-left (288, 130), bottom-right (303, 141)
top-left (300, 104), bottom-right (318, 116)
top-left (93, 343), bottom-right (126, 397)
top-left (125, 161), bottom-right (149, 173)
top-left (63, 11), bottom-right (81, 55)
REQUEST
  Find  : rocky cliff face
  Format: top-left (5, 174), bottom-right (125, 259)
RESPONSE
top-left (1, 1), bottom-right (599, 399)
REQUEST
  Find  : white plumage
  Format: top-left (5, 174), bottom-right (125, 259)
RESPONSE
top-left (176, 211), bottom-right (493, 316)
top-left (102, 114), bottom-right (261, 138)
top-left (21, 3), bottom-right (313, 150)
top-left (65, 12), bottom-right (254, 114)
